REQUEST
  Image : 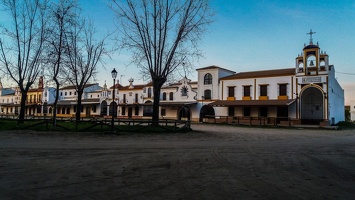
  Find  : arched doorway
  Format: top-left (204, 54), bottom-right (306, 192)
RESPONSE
top-left (109, 101), bottom-right (118, 116)
top-left (143, 101), bottom-right (153, 117)
top-left (199, 105), bottom-right (215, 122)
top-left (300, 87), bottom-right (324, 124)
top-left (178, 106), bottom-right (191, 120)
top-left (100, 101), bottom-right (107, 116)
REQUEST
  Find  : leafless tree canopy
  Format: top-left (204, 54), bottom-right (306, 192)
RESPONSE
top-left (64, 18), bottom-right (107, 122)
top-left (112, 0), bottom-right (212, 80)
top-left (0, 0), bottom-right (48, 122)
top-left (45, 0), bottom-right (79, 127)
top-left (111, 0), bottom-right (213, 122)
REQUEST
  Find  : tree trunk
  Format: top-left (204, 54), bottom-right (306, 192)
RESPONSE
top-left (18, 91), bottom-right (27, 124)
top-left (151, 77), bottom-right (166, 126)
top-left (52, 78), bottom-right (60, 129)
top-left (152, 85), bottom-right (161, 125)
top-left (76, 91), bottom-right (83, 122)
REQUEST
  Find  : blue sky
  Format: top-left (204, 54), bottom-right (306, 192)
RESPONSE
top-left (2, 0), bottom-right (355, 104)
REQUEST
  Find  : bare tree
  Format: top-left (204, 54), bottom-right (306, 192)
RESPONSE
top-left (45, 0), bottom-right (78, 128)
top-left (64, 18), bottom-right (107, 122)
top-left (0, 0), bottom-right (48, 123)
top-left (110, 0), bottom-right (213, 124)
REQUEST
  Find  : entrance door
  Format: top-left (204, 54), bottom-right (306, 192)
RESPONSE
top-left (277, 106), bottom-right (288, 124)
top-left (301, 87), bottom-right (324, 124)
top-left (178, 106), bottom-right (191, 120)
top-left (86, 107), bottom-right (91, 117)
top-left (128, 107), bottom-right (133, 118)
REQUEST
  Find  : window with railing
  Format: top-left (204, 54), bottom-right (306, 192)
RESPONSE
top-left (279, 84), bottom-right (287, 96)
top-left (260, 85), bottom-right (267, 96)
top-left (243, 86), bottom-right (250, 97)
top-left (228, 86), bottom-right (235, 97)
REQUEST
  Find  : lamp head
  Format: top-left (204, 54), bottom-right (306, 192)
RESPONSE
top-left (111, 68), bottom-right (118, 79)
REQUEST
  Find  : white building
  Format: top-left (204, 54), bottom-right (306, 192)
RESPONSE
top-left (202, 38), bottom-right (344, 125)
top-left (0, 77), bottom-right (56, 116)
top-left (56, 83), bottom-right (102, 117)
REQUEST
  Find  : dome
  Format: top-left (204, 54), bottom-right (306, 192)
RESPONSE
top-left (303, 44), bottom-right (319, 50)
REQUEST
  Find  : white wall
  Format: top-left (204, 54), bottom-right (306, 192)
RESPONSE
top-left (328, 66), bottom-right (345, 124)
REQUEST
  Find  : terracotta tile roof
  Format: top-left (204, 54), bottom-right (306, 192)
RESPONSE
top-left (110, 84), bottom-right (146, 90)
top-left (196, 65), bottom-right (236, 73)
top-left (220, 68), bottom-right (295, 80)
top-left (60, 83), bottom-right (98, 90)
top-left (110, 81), bottom-right (153, 90)
top-left (209, 99), bottom-right (296, 106)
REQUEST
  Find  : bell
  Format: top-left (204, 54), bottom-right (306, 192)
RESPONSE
top-left (309, 60), bottom-right (314, 66)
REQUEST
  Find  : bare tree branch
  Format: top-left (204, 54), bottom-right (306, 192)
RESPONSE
top-left (0, 0), bottom-right (49, 123)
top-left (110, 0), bottom-right (213, 124)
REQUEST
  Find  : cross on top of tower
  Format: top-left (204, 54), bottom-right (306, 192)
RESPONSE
top-left (307, 29), bottom-right (316, 45)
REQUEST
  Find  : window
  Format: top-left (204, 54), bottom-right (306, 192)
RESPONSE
top-left (228, 87), bottom-right (235, 97)
top-left (228, 107), bottom-right (234, 116)
top-left (169, 92), bottom-right (174, 100)
top-left (135, 93), bottom-right (138, 103)
top-left (65, 92), bottom-right (67, 96)
top-left (92, 106), bottom-right (96, 113)
top-left (243, 86), bottom-right (250, 97)
top-left (161, 108), bottom-right (166, 116)
top-left (243, 107), bottom-right (251, 117)
top-left (61, 92), bottom-right (63, 96)
top-left (204, 89), bottom-right (211, 100)
top-left (162, 92), bottom-right (167, 100)
top-left (70, 92), bottom-right (72, 95)
top-left (204, 73), bottom-right (212, 85)
top-left (148, 88), bottom-right (152, 98)
top-left (123, 94), bottom-right (126, 103)
top-left (181, 86), bottom-right (188, 96)
top-left (260, 85), bottom-right (267, 96)
top-left (279, 84), bottom-right (287, 96)
top-left (67, 107), bottom-right (70, 114)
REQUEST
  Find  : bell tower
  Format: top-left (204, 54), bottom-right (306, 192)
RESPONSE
top-left (296, 29), bottom-right (329, 76)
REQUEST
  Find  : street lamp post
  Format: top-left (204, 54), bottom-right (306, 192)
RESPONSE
top-left (111, 68), bottom-right (118, 132)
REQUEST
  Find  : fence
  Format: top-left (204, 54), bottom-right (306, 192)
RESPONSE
top-left (0, 116), bottom-right (191, 132)
top-left (202, 115), bottom-right (298, 127)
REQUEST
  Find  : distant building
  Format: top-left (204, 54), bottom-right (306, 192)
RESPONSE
top-left (350, 100), bottom-right (355, 122)
top-left (0, 77), bottom-right (56, 116)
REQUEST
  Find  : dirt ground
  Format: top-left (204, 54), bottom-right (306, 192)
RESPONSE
top-left (0, 124), bottom-right (355, 200)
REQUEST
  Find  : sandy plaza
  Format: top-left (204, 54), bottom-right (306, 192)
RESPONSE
top-left (1, 124), bottom-right (354, 199)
